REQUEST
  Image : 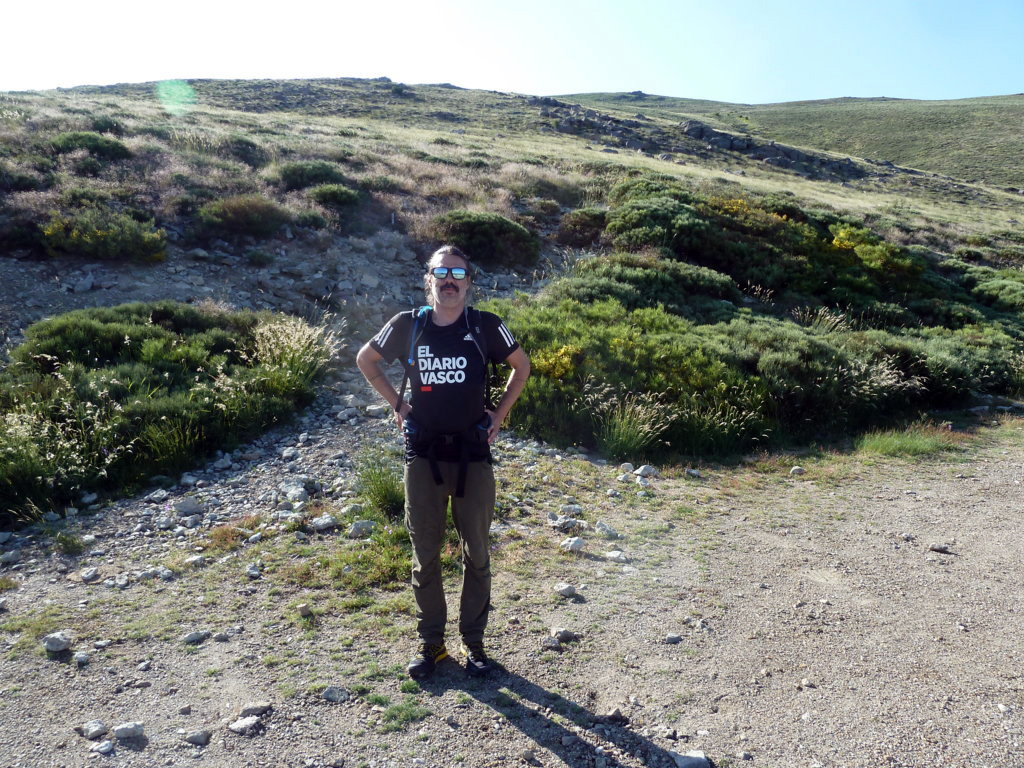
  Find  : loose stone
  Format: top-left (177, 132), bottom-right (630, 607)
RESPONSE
top-left (228, 715), bottom-right (261, 734)
top-left (43, 631), bottom-right (74, 652)
top-left (605, 550), bottom-right (629, 563)
top-left (81, 720), bottom-right (108, 740)
top-left (633, 465), bottom-right (658, 478)
top-left (311, 514), bottom-right (339, 532)
top-left (323, 686), bottom-right (351, 702)
top-left (74, 651), bottom-right (91, 666)
top-left (80, 567), bottom-right (101, 583)
top-left (347, 520), bottom-right (376, 538)
top-left (560, 536), bottom-right (585, 553)
top-left (239, 701), bottom-right (272, 717)
top-left (182, 630), bottom-right (211, 645)
top-left (112, 721), bottom-right (144, 739)
top-left (184, 730), bottom-right (212, 746)
top-left (91, 740), bottom-right (115, 754)
top-left (554, 582), bottom-right (578, 598)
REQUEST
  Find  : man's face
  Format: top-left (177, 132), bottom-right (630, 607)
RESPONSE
top-left (427, 254), bottom-right (470, 309)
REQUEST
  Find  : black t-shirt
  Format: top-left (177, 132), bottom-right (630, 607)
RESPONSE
top-left (369, 307), bottom-right (520, 434)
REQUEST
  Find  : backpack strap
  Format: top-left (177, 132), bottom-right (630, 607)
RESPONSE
top-left (395, 306), bottom-right (431, 412)
top-left (464, 306), bottom-right (499, 411)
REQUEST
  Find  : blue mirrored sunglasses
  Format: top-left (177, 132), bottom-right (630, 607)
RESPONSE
top-left (430, 267), bottom-right (468, 280)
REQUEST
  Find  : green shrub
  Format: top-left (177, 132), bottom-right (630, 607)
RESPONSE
top-left (218, 135), bottom-right (270, 168)
top-left (360, 175), bottom-right (402, 192)
top-left (0, 302), bottom-right (340, 524)
top-left (557, 208), bottom-right (606, 247)
top-left (89, 116), bottom-right (124, 136)
top-left (604, 196), bottom-right (709, 253)
top-left (0, 163), bottom-right (43, 192)
top-left (295, 210), bottom-right (327, 229)
top-left (308, 183), bottom-right (360, 208)
top-left (197, 195), bottom-right (292, 237)
top-left (276, 160), bottom-right (347, 190)
top-left (546, 252), bottom-right (740, 320)
top-left (40, 208), bottom-right (166, 261)
top-left (429, 210), bottom-right (539, 268)
top-left (51, 132), bottom-right (131, 160)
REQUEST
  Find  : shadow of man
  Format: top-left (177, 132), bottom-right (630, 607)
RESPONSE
top-left (420, 664), bottom-right (712, 768)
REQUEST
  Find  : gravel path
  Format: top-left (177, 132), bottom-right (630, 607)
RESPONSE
top-left (2, 403), bottom-right (1022, 768)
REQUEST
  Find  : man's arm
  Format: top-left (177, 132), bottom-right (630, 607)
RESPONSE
top-left (356, 342), bottom-right (411, 428)
top-left (486, 346), bottom-right (530, 444)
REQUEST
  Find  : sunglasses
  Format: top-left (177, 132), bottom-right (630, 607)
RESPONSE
top-left (429, 267), bottom-right (468, 280)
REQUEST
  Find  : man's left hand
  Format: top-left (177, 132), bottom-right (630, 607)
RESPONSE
top-left (485, 409), bottom-right (503, 444)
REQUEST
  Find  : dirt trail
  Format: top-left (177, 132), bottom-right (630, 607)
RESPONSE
top-left (1, 419), bottom-right (1022, 768)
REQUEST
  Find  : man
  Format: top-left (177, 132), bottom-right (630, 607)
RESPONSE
top-left (356, 244), bottom-right (530, 679)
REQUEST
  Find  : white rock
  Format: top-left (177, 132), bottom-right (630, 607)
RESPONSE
top-left (80, 567), bottom-right (101, 583)
top-left (184, 555), bottom-right (206, 568)
top-left (633, 464), bottom-right (658, 478)
top-left (184, 730), bottom-right (212, 745)
top-left (281, 447), bottom-right (299, 461)
top-left (182, 630), bottom-right (211, 645)
top-left (90, 739), bottom-right (114, 754)
top-left (322, 686), bottom-right (350, 702)
top-left (554, 582), bottom-right (577, 598)
top-left (112, 721), bottom-right (144, 739)
top-left (311, 514), bottom-right (338, 532)
top-left (228, 715), bottom-right (260, 734)
top-left (1, 549), bottom-right (21, 564)
top-left (560, 536), bottom-right (585, 553)
top-left (605, 550), bottom-right (629, 563)
top-left (74, 651), bottom-right (91, 666)
top-left (595, 521), bottom-right (619, 538)
top-left (347, 520), bottom-right (376, 539)
top-left (635, 476), bottom-right (651, 488)
top-left (173, 497), bottom-right (204, 516)
top-left (81, 720), bottom-right (108, 740)
top-left (551, 627), bottom-right (576, 642)
top-left (619, 462), bottom-right (635, 473)
top-left (669, 750), bottom-right (711, 768)
top-left (559, 504), bottom-right (583, 516)
top-left (239, 701), bottom-right (272, 717)
top-left (42, 631), bottom-right (73, 652)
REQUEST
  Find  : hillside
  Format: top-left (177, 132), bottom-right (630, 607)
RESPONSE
top-left (2, 75), bottom-right (1024, 514)
top-left (567, 91), bottom-right (1024, 189)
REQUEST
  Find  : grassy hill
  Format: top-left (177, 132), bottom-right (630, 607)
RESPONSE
top-left (566, 92), bottom-right (1024, 190)
top-left (1, 76), bottom-right (1024, 518)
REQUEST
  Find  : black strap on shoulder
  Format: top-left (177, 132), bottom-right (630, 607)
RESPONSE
top-left (396, 306), bottom-right (431, 412)
top-left (464, 307), bottom-right (499, 411)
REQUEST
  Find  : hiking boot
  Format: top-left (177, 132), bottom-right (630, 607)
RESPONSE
top-left (407, 642), bottom-right (448, 679)
top-left (461, 640), bottom-right (492, 676)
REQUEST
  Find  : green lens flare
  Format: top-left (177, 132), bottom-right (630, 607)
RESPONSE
top-left (155, 80), bottom-right (196, 116)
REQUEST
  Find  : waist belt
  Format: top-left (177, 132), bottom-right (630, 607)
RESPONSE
top-left (407, 419), bottom-right (490, 498)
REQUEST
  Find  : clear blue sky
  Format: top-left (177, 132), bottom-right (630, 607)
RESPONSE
top-left (3, 0), bottom-right (1021, 103)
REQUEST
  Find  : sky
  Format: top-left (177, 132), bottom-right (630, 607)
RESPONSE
top-left (2, 0), bottom-right (1021, 104)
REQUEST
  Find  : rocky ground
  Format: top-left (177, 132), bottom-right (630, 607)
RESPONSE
top-left (1, 239), bottom-right (1023, 768)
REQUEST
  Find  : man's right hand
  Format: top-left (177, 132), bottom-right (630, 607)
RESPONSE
top-left (394, 401), bottom-right (412, 430)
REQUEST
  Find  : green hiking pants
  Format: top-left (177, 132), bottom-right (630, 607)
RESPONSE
top-left (404, 457), bottom-right (495, 645)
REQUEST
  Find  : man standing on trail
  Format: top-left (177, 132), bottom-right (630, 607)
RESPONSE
top-left (356, 244), bottom-right (530, 679)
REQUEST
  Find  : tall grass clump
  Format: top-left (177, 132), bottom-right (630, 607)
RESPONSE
top-left (581, 380), bottom-right (676, 460)
top-left (855, 424), bottom-right (959, 457)
top-left (0, 302), bottom-right (341, 525)
top-left (355, 448), bottom-right (405, 520)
